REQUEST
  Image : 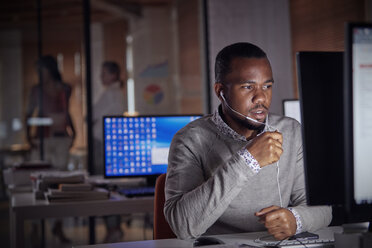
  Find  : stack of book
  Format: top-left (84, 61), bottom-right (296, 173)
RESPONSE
top-left (30, 171), bottom-right (87, 199)
top-left (46, 183), bottom-right (110, 202)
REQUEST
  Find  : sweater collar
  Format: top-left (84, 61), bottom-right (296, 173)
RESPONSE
top-left (211, 105), bottom-right (267, 142)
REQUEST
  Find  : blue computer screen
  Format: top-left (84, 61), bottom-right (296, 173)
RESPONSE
top-left (103, 115), bottom-right (201, 177)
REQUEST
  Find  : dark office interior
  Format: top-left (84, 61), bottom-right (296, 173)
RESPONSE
top-left (0, 0), bottom-right (370, 247)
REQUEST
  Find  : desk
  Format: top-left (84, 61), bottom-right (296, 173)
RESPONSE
top-left (75, 226), bottom-right (343, 248)
top-left (9, 192), bottom-right (154, 248)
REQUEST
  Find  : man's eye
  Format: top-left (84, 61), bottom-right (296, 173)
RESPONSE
top-left (243, 85), bottom-right (253, 90)
top-left (263, 85), bottom-right (272, 90)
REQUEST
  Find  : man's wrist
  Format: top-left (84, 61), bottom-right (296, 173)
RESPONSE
top-left (287, 207), bottom-right (303, 234)
top-left (237, 148), bottom-right (261, 174)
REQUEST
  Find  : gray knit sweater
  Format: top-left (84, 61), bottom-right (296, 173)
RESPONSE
top-left (164, 113), bottom-right (332, 239)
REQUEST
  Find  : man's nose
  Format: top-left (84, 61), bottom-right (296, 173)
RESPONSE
top-left (252, 89), bottom-right (266, 104)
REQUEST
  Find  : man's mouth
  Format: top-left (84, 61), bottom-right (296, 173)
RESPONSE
top-left (250, 109), bottom-right (267, 121)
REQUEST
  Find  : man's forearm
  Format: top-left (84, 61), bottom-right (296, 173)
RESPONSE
top-left (291, 205), bottom-right (332, 232)
top-left (165, 153), bottom-right (254, 239)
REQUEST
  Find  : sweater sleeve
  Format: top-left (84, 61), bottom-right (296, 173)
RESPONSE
top-left (290, 126), bottom-right (332, 232)
top-left (164, 130), bottom-right (254, 239)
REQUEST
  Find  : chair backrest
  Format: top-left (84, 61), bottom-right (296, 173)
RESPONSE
top-left (153, 173), bottom-right (177, 239)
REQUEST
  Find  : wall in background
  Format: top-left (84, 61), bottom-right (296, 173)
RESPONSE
top-left (206, 0), bottom-right (294, 115)
top-left (290, 0), bottom-right (367, 97)
top-left (131, 6), bottom-right (177, 114)
top-left (176, 0), bottom-right (203, 114)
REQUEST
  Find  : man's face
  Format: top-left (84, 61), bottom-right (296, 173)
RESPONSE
top-left (220, 57), bottom-right (273, 129)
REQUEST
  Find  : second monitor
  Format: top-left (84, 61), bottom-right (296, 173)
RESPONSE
top-left (103, 115), bottom-right (201, 184)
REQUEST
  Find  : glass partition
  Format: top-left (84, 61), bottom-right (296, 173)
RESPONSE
top-left (90, 0), bottom-right (204, 174)
top-left (0, 0), bottom-right (204, 173)
top-left (0, 0), bottom-right (204, 245)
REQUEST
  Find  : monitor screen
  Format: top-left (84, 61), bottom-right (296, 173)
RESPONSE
top-left (103, 115), bottom-right (201, 178)
top-left (344, 23), bottom-right (372, 219)
top-left (351, 26), bottom-right (372, 205)
top-left (282, 100), bottom-right (301, 123)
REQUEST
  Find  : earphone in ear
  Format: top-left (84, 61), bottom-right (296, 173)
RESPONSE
top-left (219, 90), bottom-right (265, 125)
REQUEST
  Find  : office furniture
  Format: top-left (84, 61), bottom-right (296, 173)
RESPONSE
top-left (75, 226), bottom-right (343, 248)
top-left (153, 173), bottom-right (176, 239)
top-left (9, 192), bottom-right (154, 248)
top-left (0, 145), bottom-right (30, 199)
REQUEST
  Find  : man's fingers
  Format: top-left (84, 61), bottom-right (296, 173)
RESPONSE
top-left (258, 208), bottom-right (285, 226)
top-left (267, 226), bottom-right (283, 235)
top-left (272, 141), bottom-right (283, 156)
top-left (264, 209), bottom-right (285, 222)
top-left (258, 208), bottom-right (297, 240)
top-left (255, 205), bottom-right (280, 216)
top-left (247, 131), bottom-right (283, 167)
top-left (267, 131), bottom-right (283, 144)
top-left (264, 217), bottom-right (282, 229)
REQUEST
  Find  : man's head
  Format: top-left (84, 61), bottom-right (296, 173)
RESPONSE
top-left (101, 61), bottom-right (120, 86)
top-left (214, 42), bottom-right (273, 131)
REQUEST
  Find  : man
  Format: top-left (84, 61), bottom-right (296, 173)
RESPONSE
top-left (164, 42), bottom-right (332, 240)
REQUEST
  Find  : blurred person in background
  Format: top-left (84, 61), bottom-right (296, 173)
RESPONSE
top-left (26, 55), bottom-right (75, 244)
top-left (93, 61), bottom-right (126, 175)
top-left (93, 61), bottom-right (126, 243)
top-left (26, 55), bottom-right (75, 169)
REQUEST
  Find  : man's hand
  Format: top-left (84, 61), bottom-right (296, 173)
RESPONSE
top-left (246, 131), bottom-right (283, 167)
top-left (255, 206), bottom-right (297, 240)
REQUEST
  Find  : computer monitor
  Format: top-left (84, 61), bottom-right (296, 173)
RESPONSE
top-left (282, 99), bottom-right (301, 123)
top-left (103, 115), bottom-right (201, 184)
top-left (297, 51), bottom-right (345, 206)
top-left (344, 23), bottom-right (372, 222)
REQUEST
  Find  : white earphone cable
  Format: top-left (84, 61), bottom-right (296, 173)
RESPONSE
top-left (266, 124), bottom-right (283, 208)
top-left (221, 91), bottom-right (283, 208)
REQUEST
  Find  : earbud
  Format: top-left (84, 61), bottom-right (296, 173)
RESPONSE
top-left (219, 90), bottom-right (264, 125)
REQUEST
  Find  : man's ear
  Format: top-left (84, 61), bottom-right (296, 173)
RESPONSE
top-left (214, 82), bottom-right (224, 101)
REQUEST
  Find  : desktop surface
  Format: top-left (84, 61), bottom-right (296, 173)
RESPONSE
top-left (10, 191), bottom-right (154, 248)
top-left (74, 226), bottom-right (342, 248)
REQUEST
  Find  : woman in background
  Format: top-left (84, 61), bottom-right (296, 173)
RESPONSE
top-left (26, 55), bottom-right (75, 244)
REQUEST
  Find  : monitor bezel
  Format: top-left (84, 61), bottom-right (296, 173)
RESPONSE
top-left (297, 51), bottom-right (345, 206)
top-left (102, 114), bottom-right (202, 179)
top-left (344, 22), bottom-right (372, 220)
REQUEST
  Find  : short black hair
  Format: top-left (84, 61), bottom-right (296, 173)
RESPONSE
top-left (37, 55), bottom-right (62, 81)
top-left (215, 42), bottom-right (267, 83)
top-left (103, 61), bottom-right (120, 77)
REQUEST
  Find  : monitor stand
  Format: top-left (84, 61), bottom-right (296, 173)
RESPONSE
top-left (334, 221), bottom-right (372, 248)
top-left (342, 222), bottom-right (370, 233)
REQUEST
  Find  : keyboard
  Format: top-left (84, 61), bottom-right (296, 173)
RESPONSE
top-left (118, 186), bottom-right (155, 198)
top-left (254, 238), bottom-right (334, 247)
